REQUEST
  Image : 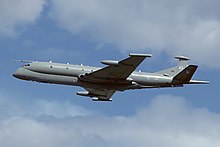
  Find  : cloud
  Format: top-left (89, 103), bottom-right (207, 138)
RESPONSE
top-left (0, 0), bottom-right (45, 36)
top-left (0, 93), bottom-right (92, 118)
top-left (50, 0), bottom-right (220, 68)
top-left (0, 94), bottom-right (220, 147)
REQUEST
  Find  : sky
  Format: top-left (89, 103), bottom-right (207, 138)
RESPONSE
top-left (0, 0), bottom-right (220, 146)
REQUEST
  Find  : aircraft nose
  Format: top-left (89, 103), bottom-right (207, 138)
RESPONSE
top-left (12, 68), bottom-right (27, 80)
top-left (12, 71), bottom-right (20, 78)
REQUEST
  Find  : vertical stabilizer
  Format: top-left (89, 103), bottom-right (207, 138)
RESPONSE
top-left (155, 56), bottom-right (190, 77)
top-left (175, 56), bottom-right (190, 69)
top-left (173, 65), bottom-right (198, 82)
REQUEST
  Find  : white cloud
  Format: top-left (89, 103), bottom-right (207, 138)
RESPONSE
top-left (0, 93), bottom-right (92, 118)
top-left (0, 95), bottom-right (220, 147)
top-left (0, 0), bottom-right (45, 36)
top-left (50, 0), bottom-right (220, 68)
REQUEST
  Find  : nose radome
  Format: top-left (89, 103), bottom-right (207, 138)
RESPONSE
top-left (12, 72), bottom-right (18, 78)
top-left (13, 69), bottom-right (22, 78)
top-left (12, 68), bottom-right (27, 80)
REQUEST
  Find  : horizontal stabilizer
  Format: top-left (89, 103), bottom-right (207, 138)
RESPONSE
top-left (189, 80), bottom-right (210, 84)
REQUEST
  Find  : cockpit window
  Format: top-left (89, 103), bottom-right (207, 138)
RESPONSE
top-left (24, 64), bottom-right (30, 67)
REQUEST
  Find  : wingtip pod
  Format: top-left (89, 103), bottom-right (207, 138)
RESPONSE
top-left (129, 53), bottom-right (152, 57)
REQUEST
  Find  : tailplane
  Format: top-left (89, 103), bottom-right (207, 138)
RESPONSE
top-left (189, 80), bottom-right (210, 84)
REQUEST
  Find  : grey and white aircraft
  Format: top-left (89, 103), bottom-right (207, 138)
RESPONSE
top-left (13, 53), bottom-right (209, 101)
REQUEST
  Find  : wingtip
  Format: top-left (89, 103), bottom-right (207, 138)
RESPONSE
top-left (129, 53), bottom-right (152, 57)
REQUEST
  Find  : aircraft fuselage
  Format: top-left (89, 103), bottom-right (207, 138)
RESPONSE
top-left (13, 62), bottom-right (174, 91)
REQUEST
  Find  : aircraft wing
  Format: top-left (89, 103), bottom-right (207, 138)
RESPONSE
top-left (79, 88), bottom-right (116, 101)
top-left (81, 53), bottom-right (151, 83)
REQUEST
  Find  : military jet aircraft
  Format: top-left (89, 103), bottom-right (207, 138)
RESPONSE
top-left (13, 53), bottom-right (209, 101)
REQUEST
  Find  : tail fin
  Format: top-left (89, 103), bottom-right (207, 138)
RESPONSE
top-left (155, 56), bottom-right (190, 77)
top-left (173, 65), bottom-right (198, 82)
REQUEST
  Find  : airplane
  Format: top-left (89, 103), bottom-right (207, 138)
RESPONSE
top-left (13, 53), bottom-right (209, 101)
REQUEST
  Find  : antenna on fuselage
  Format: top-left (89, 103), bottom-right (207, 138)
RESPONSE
top-left (12, 60), bottom-right (36, 63)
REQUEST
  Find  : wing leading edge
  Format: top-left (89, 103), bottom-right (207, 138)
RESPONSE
top-left (80, 53), bottom-right (152, 83)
